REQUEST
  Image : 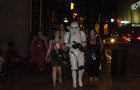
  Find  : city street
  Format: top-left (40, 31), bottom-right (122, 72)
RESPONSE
top-left (0, 43), bottom-right (140, 90)
top-left (0, 0), bottom-right (140, 90)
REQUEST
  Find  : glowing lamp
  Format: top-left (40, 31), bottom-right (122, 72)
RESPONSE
top-left (73, 13), bottom-right (78, 18)
top-left (64, 18), bottom-right (69, 23)
top-left (106, 20), bottom-right (108, 23)
top-left (111, 39), bottom-right (115, 42)
top-left (80, 24), bottom-right (83, 28)
top-left (117, 19), bottom-right (120, 23)
top-left (71, 3), bottom-right (75, 10)
top-left (111, 19), bottom-right (114, 22)
top-left (137, 37), bottom-right (140, 40)
top-left (121, 21), bottom-right (129, 23)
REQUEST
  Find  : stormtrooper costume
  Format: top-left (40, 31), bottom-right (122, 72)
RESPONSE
top-left (64, 22), bottom-right (86, 88)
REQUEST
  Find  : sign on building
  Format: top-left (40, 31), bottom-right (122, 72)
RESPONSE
top-left (131, 1), bottom-right (140, 11)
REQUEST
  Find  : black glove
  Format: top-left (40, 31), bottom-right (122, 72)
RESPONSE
top-left (72, 41), bottom-right (81, 49)
top-left (79, 46), bottom-right (85, 52)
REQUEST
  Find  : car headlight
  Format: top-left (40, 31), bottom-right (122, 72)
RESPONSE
top-left (111, 39), bottom-right (115, 42)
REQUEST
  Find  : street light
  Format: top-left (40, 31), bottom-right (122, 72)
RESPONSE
top-left (64, 18), bottom-right (69, 23)
top-left (121, 21), bottom-right (129, 24)
top-left (73, 13), bottom-right (77, 18)
top-left (111, 18), bottom-right (114, 22)
top-left (70, 3), bottom-right (75, 10)
top-left (116, 19), bottom-right (120, 23)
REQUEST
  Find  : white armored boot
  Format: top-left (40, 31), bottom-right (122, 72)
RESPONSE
top-left (78, 70), bottom-right (84, 87)
top-left (72, 71), bottom-right (77, 88)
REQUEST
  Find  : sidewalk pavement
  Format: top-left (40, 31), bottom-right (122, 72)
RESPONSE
top-left (0, 51), bottom-right (140, 90)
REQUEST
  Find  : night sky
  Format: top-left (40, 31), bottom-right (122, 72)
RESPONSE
top-left (104, 0), bottom-right (118, 19)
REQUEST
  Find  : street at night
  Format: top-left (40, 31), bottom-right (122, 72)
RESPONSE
top-left (0, 0), bottom-right (140, 90)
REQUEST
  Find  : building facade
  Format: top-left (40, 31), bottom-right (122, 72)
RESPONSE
top-left (118, 0), bottom-right (140, 27)
top-left (0, 0), bottom-right (30, 59)
top-left (0, 0), bottom-right (58, 61)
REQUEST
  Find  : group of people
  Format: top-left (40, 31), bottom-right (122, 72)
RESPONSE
top-left (29, 22), bottom-right (104, 88)
top-left (29, 24), bottom-right (68, 88)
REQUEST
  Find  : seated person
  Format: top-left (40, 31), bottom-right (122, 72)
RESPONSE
top-left (0, 49), bottom-right (4, 76)
top-left (7, 41), bottom-right (20, 64)
top-left (6, 41), bottom-right (28, 66)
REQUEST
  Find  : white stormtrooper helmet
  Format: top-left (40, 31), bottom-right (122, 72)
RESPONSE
top-left (69, 22), bottom-right (80, 34)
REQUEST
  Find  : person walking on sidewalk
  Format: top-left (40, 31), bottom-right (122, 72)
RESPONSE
top-left (85, 29), bottom-right (104, 86)
top-left (30, 30), bottom-right (48, 72)
top-left (60, 23), bottom-right (68, 78)
top-left (46, 29), bottom-right (65, 88)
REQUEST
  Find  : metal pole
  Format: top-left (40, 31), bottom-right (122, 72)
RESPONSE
top-left (100, 0), bottom-right (104, 39)
top-left (40, 0), bottom-right (42, 28)
top-left (131, 10), bottom-right (132, 24)
top-left (30, 0), bottom-right (32, 33)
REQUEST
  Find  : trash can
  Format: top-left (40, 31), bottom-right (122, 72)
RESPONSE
top-left (111, 49), bottom-right (128, 77)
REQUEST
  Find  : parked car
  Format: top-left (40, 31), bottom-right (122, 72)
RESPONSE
top-left (116, 34), bottom-right (132, 42)
top-left (123, 34), bottom-right (132, 42)
top-left (103, 34), bottom-right (116, 45)
top-left (130, 33), bottom-right (140, 44)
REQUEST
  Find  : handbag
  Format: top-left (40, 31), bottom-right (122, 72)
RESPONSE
top-left (52, 40), bottom-right (65, 61)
